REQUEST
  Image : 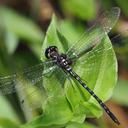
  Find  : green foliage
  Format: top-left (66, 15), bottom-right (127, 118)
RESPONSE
top-left (0, 95), bottom-right (20, 127)
top-left (0, 6), bottom-right (44, 128)
top-left (59, 20), bottom-right (85, 44)
top-left (0, 118), bottom-right (19, 128)
top-left (21, 15), bottom-right (117, 128)
top-left (66, 122), bottom-right (97, 128)
top-left (0, 0), bottom-right (128, 127)
top-left (59, 0), bottom-right (96, 20)
top-left (0, 6), bottom-right (43, 56)
top-left (0, 96), bottom-right (19, 123)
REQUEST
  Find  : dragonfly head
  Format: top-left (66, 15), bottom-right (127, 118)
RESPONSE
top-left (45, 46), bottom-right (58, 59)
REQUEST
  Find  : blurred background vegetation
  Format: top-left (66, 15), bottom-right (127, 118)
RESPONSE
top-left (0, 0), bottom-right (128, 128)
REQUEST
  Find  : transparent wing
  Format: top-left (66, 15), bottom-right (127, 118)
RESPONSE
top-left (66, 7), bottom-right (120, 59)
top-left (71, 35), bottom-right (114, 101)
top-left (0, 60), bottom-right (56, 95)
top-left (21, 66), bottom-right (71, 112)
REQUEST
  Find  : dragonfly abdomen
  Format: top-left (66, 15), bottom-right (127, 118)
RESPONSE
top-left (68, 69), bottom-right (120, 125)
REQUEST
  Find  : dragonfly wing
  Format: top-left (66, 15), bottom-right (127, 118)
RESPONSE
top-left (0, 75), bottom-right (16, 95)
top-left (71, 35), bottom-right (116, 102)
top-left (0, 60), bottom-right (56, 95)
top-left (66, 7), bottom-right (120, 59)
top-left (21, 66), bottom-right (70, 112)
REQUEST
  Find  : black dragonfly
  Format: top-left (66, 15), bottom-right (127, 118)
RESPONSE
top-left (0, 7), bottom-right (120, 125)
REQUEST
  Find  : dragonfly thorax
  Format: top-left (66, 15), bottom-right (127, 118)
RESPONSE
top-left (57, 54), bottom-right (72, 69)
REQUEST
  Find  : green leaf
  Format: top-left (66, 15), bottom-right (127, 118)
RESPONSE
top-left (60, 20), bottom-right (85, 45)
top-left (21, 15), bottom-right (73, 128)
top-left (59, 0), bottom-right (96, 20)
top-left (65, 35), bottom-right (117, 118)
top-left (22, 96), bottom-right (73, 128)
top-left (22, 15), bottom-right (117, 127)
top-left (112, 79), bottom-right (128, 106)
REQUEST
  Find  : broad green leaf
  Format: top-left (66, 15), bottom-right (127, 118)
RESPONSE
top-left (61, 21), bottom-right (116, 121)
top-left (21, 76), bottom-right (73, 128)
top-left (65, 35), bottom-right (117, 118)
top-left (112, 79), bottom-right (128, 106)
top-left (22, 96), bottom-right (73, 128)
top-left (60, 20), bottom-right (85, 45)
top-left (59, 0), bottom-right (96, 20)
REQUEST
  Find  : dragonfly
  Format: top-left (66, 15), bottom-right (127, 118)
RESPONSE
top-left (0, 7), bottom-right (120, 125)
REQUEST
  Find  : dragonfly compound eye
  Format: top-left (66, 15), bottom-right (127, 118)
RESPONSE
top-left (45, 46), bottom-right (58, 59)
